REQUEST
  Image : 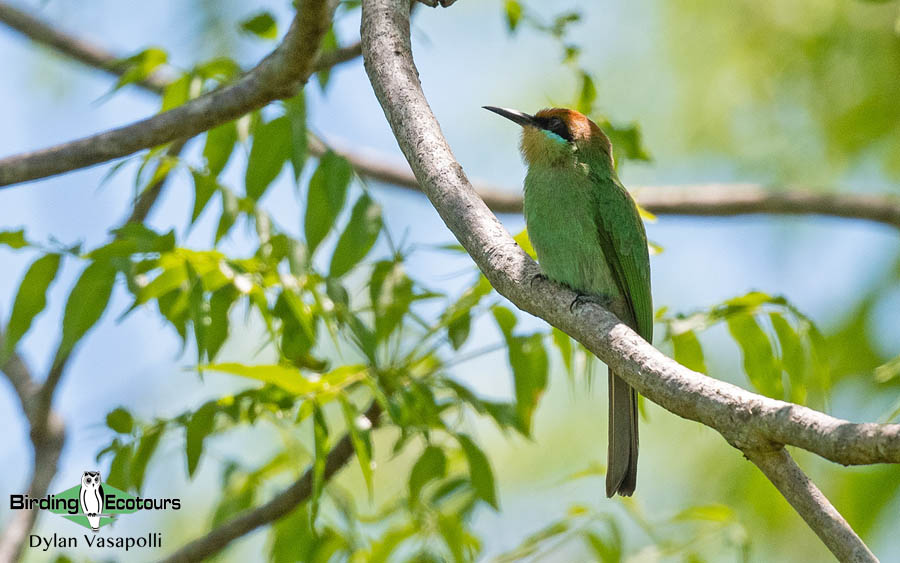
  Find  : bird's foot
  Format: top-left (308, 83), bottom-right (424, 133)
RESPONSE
top-left (569, 293), bottom-right (613, 314)
top-left (529, 272), bottom-right (548, 288)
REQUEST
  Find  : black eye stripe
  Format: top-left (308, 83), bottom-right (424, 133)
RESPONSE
top-left (535, 116), bottom-right (573, 142)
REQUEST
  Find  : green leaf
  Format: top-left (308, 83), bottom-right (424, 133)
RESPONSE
top-left (491, 305), bottom-right (517, 340)
top-left (457, 433), bottom-right (498, 509)
top-left (246, 116), bottom-right (291, 201)
top-left (339, 396), bottom-right (374, 497)
top-left (315, 28), bottom-right (338, 90)
top-left (106, 443), bottom-right (133, 490)
top-left (185, 402), bottom-right (216, 478)
top-left (513, 228), bottom-right (537, 259)
top-left (447, 311), bottom-right (472, 350)
top-left (509, 333), bottom-right (548, 432)
top-left (106, 407), bottom-right (134, 434)
top-left (269, 505), bottom-right (317, 563)
top-left (329, 194), bottom-right (382, 278)
top-left (305, 151), bottom-right (352, 255)
top-left (215, 187), bottom-right (239, 243)
top-left (577, 71), bottom-right (596, 115)
top-left (727, 314), bottom-right (783, 399)
top-left (190, 171), bottom-right (219, 225)
top-left (0, 229), bottom-right (28, 249)
top-left (673, 503), bottom-right (735, 523)
top-left (201, 363), bottom-right (316, 395)
top-left (552, 327), bottom-right (573, 374)
top-left (285, 94), bottom-right (308, 179)
top-left (409, 445), bottom-right (447, 503)
top-left (206, 285), bottom-right (237, 361)
top-left (131, 426), bottom-right (162, 493)
top-left (310, 403), bottom-right (329, 525)
top-left (239, 12), bottom-right (278, 40)
top-left (113, 47), bottom-right (168, 92)
top-left (89, 224), bottom-right (175, 260)
top-left (60, 261), bottom-right (117, 355)
top-left (369, 260), bottom-right (414, 341)
top-left (161, 74), bottom-right (190, 112)
top-left (504, 0), bottom-right (523, 31)
top-left (671, 329), bottom-right (708, 374)
top-left (203, 121), bottom-right (237, 178)
top-left (3, 253), bottom-right (61, 361)
top-left (770, 312), bottom-right (807, 404)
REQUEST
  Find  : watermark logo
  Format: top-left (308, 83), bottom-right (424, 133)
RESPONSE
top-left (9, 470), bottom-right (181, 552)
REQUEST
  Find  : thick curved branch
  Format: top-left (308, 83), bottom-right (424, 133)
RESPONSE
top-left (360, 0), bottom-right (888, 560)
top-left (162, 401), bottom-right (382, 563)
top-left (0, 0), bottom-right (332, 187)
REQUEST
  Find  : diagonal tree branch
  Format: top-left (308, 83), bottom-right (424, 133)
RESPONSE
top-left (359, 0), bottom-right (886, 560)
top-left (161, 401), bottom-right (382, 563)
top-left (0, 0), bottom-right (332, 187)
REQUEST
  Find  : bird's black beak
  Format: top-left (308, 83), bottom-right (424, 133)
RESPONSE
top-left (483, 106), bottom-right (537, 128)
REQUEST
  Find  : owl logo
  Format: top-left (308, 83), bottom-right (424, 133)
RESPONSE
top-left (79, 471), bottom-right (104, 532)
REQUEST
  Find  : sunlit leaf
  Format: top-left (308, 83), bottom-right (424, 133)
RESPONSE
top-left (504, 0), bottom-right (523, 31)
top-left (2, 253), bottom-right (61, 361)
top-left (339, 395), bottom-right (374, 497)
top-left (239, 12), bottom-right (278, 40)
top-left (131, 426), bottom-right (162, 493)
top-left (246, 116), bottom-right (291, 201)
top-left (106, 407), bottom-right (134, 434)
top-left (672, 329), bottom-right (708, 374)
top-left (185, 402), bottom-right (216, 478)
top-left (409, 445), bottom-right (447, 503)
top-left (0, 229), bottom-right (28, 249)
top-left (726, 314), bottom-right (782, 399)
top-left (329, 193), bottom-right (382, 278)
top-left (60, 260), bottom-right (118, 355)
top-left (204, 121), bottom-right (237, 178)
top-left (457, 433), bottom-right (498, 509)
top-left (285, 94), bottom-right (308, 179)
top-left (305, 151), bottom-right (352, 255)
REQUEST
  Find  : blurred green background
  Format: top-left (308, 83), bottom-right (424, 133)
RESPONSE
top-left (1, 0), bottom-right (899, 561)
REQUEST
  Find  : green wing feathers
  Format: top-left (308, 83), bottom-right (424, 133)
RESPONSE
top-left (591, 175), bottom-right (653, 343)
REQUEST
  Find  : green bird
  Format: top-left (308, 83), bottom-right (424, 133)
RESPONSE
top-left (484, 106), bottom-right (653, 497)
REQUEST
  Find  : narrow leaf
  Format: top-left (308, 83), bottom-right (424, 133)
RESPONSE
top-left (457, 433), bottom-right (498, 509)
top-left (245, 116), bottom-right (291, 201)
top-left (3, 253), bottom-right (61, 360)
top-left (329, 194), bottom-right (382, 278)
top-left (305, 151), bottom-right (352, 255)
top-left (60, 261), bottom-right (117, 355)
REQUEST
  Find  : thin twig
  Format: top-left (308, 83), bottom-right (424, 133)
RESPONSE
top-left (359, 1), bottom-right (885, 559)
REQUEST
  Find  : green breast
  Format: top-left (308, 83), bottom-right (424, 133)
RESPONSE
top-left (523, 166), bottom-right (621, 299)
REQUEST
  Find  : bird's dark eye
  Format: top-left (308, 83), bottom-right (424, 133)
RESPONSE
top-left (542, 116), bottom-right (572, 142)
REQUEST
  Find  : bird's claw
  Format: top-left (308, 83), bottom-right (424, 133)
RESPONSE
top-left (529, 272), bottom-right (547, 288)
top-left (569, 293), bottom-right (613, 314)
